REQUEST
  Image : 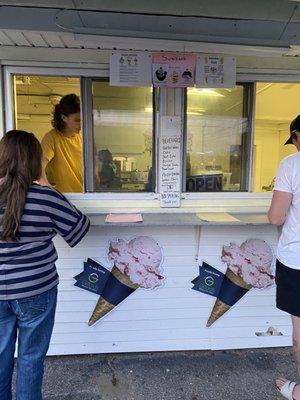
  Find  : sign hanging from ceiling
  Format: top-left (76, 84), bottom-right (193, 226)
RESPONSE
top-left (109, 51), bottom-right (236, 88)
top-left (152, 52), bottom-right (196, 87)
top-left (109, 51), bottom-right (152, 86)
top-left (196, 54), bottom-right (236, 88)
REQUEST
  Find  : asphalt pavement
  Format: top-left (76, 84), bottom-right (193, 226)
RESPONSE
top-left (19, 347), bottom-right (298, 400)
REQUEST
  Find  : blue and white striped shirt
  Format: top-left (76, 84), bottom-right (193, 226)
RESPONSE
top-left (0, 184), bottom-right (90, 300)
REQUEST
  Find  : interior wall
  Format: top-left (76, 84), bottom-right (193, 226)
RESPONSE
top-left (253, 83), bottom-right (298, 192)
top-left (92, 83), bottom-right (153, 174)
top-left (17, 119), bottom-right (52, 142)
top-left (15, 76), bottom-right (80, 142)
top-left (188, 116), bottom-right (242, 173)
top-left (253, 123), bottom-right (280, 191)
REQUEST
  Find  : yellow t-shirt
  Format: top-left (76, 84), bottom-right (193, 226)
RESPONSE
top-left (41, 129), bottom-right (83, 193)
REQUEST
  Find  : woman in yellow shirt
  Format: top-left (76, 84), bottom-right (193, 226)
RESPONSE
top-left (41, 94), bottom-right (83, 193)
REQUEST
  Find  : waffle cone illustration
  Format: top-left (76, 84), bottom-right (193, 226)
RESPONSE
top-left (88, 236), bottom-right (164, 326)
top-left (88, 265), bottom-right (139, 326)
top-left (206, 268), bottom-right (252, 327)
top-left (206, 239), bottom-right (274, 327)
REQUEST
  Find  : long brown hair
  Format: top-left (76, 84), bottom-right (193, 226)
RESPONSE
top-left (0, 130), bottom-right (42, 241)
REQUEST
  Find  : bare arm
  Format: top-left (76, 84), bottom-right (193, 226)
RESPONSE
top-left (37, 156), bottom-right (51, 187)
top-left (39, 132), bottom-right (55, 187)
top-left (268, 190), bottom-right (292, 226)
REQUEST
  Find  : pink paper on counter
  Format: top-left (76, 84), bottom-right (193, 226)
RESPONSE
top-left (105, 213), bottom-right (143, 223)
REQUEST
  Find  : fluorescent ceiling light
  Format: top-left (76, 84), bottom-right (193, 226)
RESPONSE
top-left (188, 88), bottom-right (224, 97)
top-left (187, 111), bottom-right (204, 115)
top-left (187, 107), bottom-right (205, 114)
top-left (17, 114), bottom-right (30, 120)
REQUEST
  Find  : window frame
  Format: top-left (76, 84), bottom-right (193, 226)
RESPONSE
top-left (5, 65), bottom-right (300, 200)
top-left (85, 77), bottom-right (157, 193)
top-left (181, 75), bottom-right (300, 199)
top-left (3, 66), bottom-right (158, 199)
top-left (182, 82), bottom-right (255, 196)
top-left (3, 66), bottom-right (107, 133)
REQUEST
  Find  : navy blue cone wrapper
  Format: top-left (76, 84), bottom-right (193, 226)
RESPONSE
top-left (206, 268), bottom-right (252, 327)
top-left (88, 265), bottom-right (139, 326)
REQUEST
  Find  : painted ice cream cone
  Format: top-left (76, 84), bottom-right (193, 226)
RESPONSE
top-left (206, 268), bottom-right (252, 327)
top-left (206, 239), bottom-right (274, 327)
top-left (89, 236), bottom-right (164, 326)
top-left (88, 265), bottom-right (139, 326)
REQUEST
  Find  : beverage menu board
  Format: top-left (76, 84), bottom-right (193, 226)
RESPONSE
top-left (159, 116), bottom-right (182, 207)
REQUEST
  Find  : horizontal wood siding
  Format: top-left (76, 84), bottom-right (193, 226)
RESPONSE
top-left (48, 225), bottom-right (290, 355)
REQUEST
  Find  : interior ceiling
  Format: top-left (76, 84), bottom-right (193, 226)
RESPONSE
top-left (15, 76), bottom-right (80, 96)
top-left (0, 1), bottom-right (300, 49)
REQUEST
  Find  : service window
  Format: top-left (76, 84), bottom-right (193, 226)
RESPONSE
top-left (14, 75), bottom-right (80, 142)
top-left (91, 81), bottom-right (154, 192)
top-left (185, 84), bottom-right (252, 192)
top-left (13, 74), bottom-right (83, 193)
top-left (252, 82), bottom-right (298, 192)
top-left (11, 73), bottom-right (155, 194)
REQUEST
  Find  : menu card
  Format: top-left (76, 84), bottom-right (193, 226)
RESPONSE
top-left (109, 51), bottom-right (152, 86)
top-left (196, 55), bottom-right (236, 88)
top-left (196, 212), bottom-right (241, 222)
top-left (159, 117), bottom-right (182, 208)
top-left (105, 214), bottom-right (143, 223)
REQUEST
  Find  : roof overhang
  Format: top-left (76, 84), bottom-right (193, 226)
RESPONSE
top-left (0, 2), bottom-right (300, 56)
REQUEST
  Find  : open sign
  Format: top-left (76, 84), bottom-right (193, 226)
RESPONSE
top-left (186, 174), bottom-right (223, 192)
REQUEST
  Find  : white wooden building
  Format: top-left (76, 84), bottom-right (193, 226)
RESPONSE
top-left (0, 0), bottom-right (299, 355)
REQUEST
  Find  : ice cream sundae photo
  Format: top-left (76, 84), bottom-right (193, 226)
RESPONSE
top-left (155, 67), bottom-right (167, 81)
top-left (182, 68), bottom-right (193, 82)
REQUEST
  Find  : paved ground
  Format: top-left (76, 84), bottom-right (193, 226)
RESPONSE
top-left (13, 347), bottom-right (299, 399)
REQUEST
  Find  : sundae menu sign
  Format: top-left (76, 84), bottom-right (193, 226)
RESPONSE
top-left (153, 53), bottom-right (196, 87)
top-left (109, 51), bottom-right (235, 88)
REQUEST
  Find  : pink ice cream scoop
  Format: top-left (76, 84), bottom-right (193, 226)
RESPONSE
top-left (221, 238), bottom-right (274, 288)
top-left (108, 236), bottom-right (164, 289)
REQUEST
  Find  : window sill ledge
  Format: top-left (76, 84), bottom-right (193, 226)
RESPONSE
top-left (87, 212), bottom-right (270, 226)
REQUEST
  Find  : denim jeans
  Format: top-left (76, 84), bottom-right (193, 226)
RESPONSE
top-left (0, 286), bottom-right (57, 400)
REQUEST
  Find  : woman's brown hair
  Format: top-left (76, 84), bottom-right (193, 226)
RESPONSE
top-left (0, 130), bottom-right (42, 241)
top-left (52, 93), bottom-right (80, 132)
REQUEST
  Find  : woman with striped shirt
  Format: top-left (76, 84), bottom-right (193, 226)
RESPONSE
top-left (0, 130), bottom-right (90, 400)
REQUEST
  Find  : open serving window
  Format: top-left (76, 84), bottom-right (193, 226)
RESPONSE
top-left (252, 82), bottom-right (300, 192)
top-left (6, 68), bottom-right (156, 195)
top-left (185, 84), bottom-right (252, 193)
top-left (4, 66), bottom-right (300, 199)
top-left (90, 81), bottom-right (155, 193)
